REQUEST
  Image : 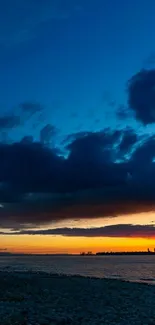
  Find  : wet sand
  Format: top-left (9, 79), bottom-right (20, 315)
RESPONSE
top-left (0, 271), bottom-right (155, 325)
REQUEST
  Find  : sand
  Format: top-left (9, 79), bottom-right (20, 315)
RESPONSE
top-left (0, 271), bottom-right (155, 325)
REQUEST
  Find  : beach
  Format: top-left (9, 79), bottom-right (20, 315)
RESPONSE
top-left (0, 271), bottom-right (155, 325)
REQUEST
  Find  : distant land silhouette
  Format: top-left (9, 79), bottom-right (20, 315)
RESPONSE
top-left (80, 249), bottom-right (155, 256)
top-left (0, 251), bottom-right (155, 256)
top-left (96, 251), bottom-right (155, 256)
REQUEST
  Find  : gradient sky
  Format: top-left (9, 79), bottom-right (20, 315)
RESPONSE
top-left (1, 0), bottom-right (155, 253)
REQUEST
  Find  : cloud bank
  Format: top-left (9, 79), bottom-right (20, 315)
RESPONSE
top-left (1, 224), bottom-right (155, 239)
top-left (0, 127), bottom-right (155, 229)
top-left (0, 68), bottom-right (155, 231)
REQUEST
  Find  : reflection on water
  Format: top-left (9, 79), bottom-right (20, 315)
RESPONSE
top-left (0, 255), bottom-right (155, 284)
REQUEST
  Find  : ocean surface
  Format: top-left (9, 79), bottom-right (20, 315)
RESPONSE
top-left (0, 255), bottom-right (155, 284)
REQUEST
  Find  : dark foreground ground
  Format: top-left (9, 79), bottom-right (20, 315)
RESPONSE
top-left (0, 271), bottom-right (155, 325)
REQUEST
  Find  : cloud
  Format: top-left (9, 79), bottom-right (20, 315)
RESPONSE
top-left (21, 136), bottom-right (33, 144)
top-left (118, 128), bottom-right (138, 157)
top-left (0, 101), bottom-right (47, 144)
top-left (0, 127), bottom-right (155, 230)
top-left (0, 141), bottom-right (64, 194)
top-left (131, 135), bottom-right (155, 166)
top-left (1, 224), bottom-right (155, 239)
top-left (40, 124), bottom-right (58, 144)
top-left (0, 115), bottom-right (20, 130)
top-left (0, 129), bottom-right (129, 197)
top-left (127, 69), bottom-right (155, 124)
top-left (19, 102), bottom-right (43, 116)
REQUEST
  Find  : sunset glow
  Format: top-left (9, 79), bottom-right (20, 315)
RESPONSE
top-left (1, 235), bottom-right (155, 254)
top-left (1, 212), bottom-right (155, 254)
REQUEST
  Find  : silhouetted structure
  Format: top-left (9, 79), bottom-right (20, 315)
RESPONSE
top-left (96, 250), bottom-right (155, 256)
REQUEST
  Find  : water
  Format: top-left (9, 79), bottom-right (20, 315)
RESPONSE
top-left (0, 255), bottom-right (155, 284)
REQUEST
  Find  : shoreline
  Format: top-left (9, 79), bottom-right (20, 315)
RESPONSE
top-left (1, 268), bottom-right (155, 285)
top-left (0, 271), bottom-right (155, 324)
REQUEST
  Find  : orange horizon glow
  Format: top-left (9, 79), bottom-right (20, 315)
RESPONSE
top-left (1, 234), bottom-right (155, 254)
top-left (1, 212), bottom-right (155, 254)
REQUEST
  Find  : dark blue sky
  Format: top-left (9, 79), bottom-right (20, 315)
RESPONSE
top-left (1, 0), bottom-right (155, 146)
top-left (2, 0), bottom-right (155, 243)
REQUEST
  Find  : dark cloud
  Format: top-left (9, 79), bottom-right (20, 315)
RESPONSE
top-left (40, 124), bottom-right (58, 144)
top-left (127, 69), bottom-right (155, 124)
top-left (20, 102), bottom-right (43, 116)
top-left (0, 102), bottom-right (45, 141)
top-left (0, 141), bottom-right (64, 194)
top-left (0, 127), bottom-right (155, 230)
top-left (118, 128), bottom-right (138, 156)
top-left (64, 130), bottom-right (128, 191)
top-left (0, 115), bottom-right (20, 130)
top-left (1, 185), bottom-right (155, 230)
top-left (0, 129), bottom-right (125, 197)
top-left (21, 136), bottom-right (33, 144)
top-left (131, 136), bottom-right (155, 165)
top-left (1, 224), bottom-right (155, 239)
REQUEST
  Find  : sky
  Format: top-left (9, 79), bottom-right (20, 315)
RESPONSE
top-left (1, 0), bottom-right (155, 253)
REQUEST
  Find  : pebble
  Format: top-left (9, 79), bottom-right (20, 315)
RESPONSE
top-left (0, 271), bottom-right (155, 324)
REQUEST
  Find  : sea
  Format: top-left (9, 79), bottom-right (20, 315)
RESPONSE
top-left (0, 255), bottom-right (155, 284)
